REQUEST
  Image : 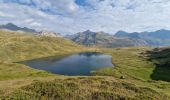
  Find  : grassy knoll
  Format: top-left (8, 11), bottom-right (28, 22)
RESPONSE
top-left (0, 30), bottom-right (170, 99)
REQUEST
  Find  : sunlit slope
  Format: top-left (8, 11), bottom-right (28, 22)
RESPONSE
top-left (0, 30), bottom-right (84, 62)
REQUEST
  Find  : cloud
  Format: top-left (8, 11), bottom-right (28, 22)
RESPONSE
top-left (0, 11), bottom-right (14, 17)
top-left (0, 0), bottom-right (170, 34)
top-left (48, 0), bottom-right (79, 13)
top-left (24, 19), bottom-right (34, 23)
top-left (30, 22), bottom-right (42, 27)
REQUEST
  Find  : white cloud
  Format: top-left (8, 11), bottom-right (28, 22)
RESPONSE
top-left (0, 11), bottom-right (14, 17)
top-left (0, 0), bottom-right (170, 34)
top-left (30, 22), bottom-right (42, 27)
top-left (24, 19), bottom-right (34, 23)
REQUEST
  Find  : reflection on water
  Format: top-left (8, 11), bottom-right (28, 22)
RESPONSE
top-left (19, 52), bottom-right (114, 76)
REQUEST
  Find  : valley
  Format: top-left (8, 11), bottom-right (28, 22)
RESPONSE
top-left (0, 30), bottom-right (170, 99)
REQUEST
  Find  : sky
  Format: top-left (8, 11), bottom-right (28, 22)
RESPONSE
top-left (0, 0), bottom-right (170, 34)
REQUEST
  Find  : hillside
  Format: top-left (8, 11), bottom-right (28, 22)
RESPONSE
top-left (146, 47), bottom-right (170, 81)
top-left (67, 30), bottom-right (147, 48)
top-left (0, 30), bottom-right (84, 62)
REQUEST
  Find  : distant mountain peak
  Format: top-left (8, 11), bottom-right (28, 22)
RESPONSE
top-left (80, 30), bottom-right (110, 36)
top-left (81, 30), bottom-right (95, 34)
top-left (6, 23), bottom-right (17, 26)
top-left (117, 30), bottom-right (127, 33)
top-left (0, 23), bottom-right (36, 33)
top-left (84, 30), bottom-right (91, 32)
top-left (154, 29), bottom-right (170, 33)
top-left (115, 30), bottom-right (129, 37)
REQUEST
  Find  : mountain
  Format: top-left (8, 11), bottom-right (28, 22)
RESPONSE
top-left (66, 30), bottom-right (148, 48)
top-left (115, 29), bottom-right (170, 46)
top-left (0, 23), bottom-right (64, 37)
top-left (115, 31), bottom-right (141, 39)
top-left (0, 23), bottom-right (36, 33)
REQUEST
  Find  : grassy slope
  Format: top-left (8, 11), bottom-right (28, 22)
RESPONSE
top-left (95, 47), bottom-right (154, 80)
top-left (0, 30), bottom-right (170, 99)
top-left (146, 47), bottom-right (170, 81)
top-left (0, 31), bottom-right (86, 62)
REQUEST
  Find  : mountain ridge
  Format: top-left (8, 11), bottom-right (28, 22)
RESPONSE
top-left (0, 23), bottom-right (37, 33)
top-left (66, 30), bottom-right (148, 48)
top-left (67, 29), bottom-right (170, 47)
top-left (0, 23), bottom-right (62, 37)
top-left (115, 29), bottom-right (170, 46)
top-left (1, 23), bottom-right (170, 47)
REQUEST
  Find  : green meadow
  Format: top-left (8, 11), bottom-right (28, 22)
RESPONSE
top-left (0, 31), bottom-right (170, 99)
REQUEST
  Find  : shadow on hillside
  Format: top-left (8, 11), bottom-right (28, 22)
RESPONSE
top-left (146, 48), bottom-right (170, 82)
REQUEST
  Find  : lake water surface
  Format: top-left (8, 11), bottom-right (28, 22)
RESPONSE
top-left (19, 52), bottom-right (114, 76)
